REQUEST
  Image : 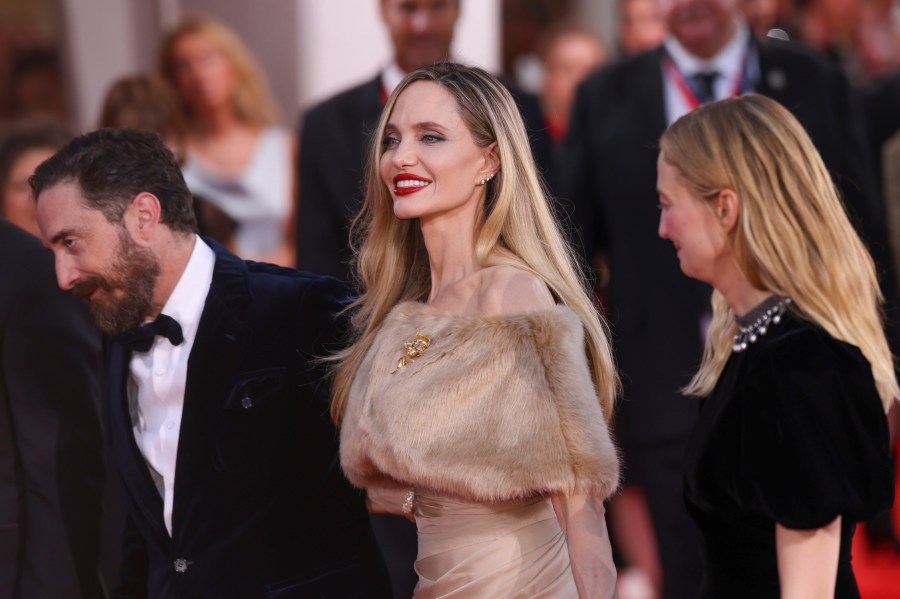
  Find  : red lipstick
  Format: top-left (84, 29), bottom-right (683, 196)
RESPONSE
top-left (392, 174), bottom-right (432, 196)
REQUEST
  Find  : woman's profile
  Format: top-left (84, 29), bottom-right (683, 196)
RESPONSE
top-left (657, 93), bottom-right (896, 598)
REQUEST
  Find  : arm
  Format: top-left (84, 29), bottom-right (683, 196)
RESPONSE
top-left (0, 373), bottom-right (21, 596)
top-left (776, 517), bottom-right (841, 599)
top-left (551, 493), bottom-right (618, 599)
top-left (365, 484), bottom-right (412, 519)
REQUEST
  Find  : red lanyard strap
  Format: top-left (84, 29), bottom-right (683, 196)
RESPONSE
top-left (662, 50), bottom-right (747, 111)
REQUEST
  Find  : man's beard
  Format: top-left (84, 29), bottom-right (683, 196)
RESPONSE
top-left (71, 231), bottom-right (161, 336)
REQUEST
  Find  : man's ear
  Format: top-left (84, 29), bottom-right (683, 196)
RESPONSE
top-left (716, 189), bottom-right (739, 234)
top-left (126, 192), bottom-right (162, 243)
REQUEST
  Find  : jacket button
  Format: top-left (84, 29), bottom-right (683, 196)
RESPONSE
top-left (241, 396), bottom-right (253, 409)
top-left (174, 558), bottom-right (188, 573)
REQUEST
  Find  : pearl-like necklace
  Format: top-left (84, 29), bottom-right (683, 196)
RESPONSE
top-left (732, 296), bottom-right (791, 353)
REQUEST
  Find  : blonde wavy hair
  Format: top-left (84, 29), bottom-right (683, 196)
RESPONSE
top-left (660, 94), bottom-right (897, 411)
top-left (159, 17), bottom-right (279, 128)
top-left (331, 63), bottom-right (619, 424)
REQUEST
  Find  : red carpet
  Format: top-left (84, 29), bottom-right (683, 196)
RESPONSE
top-left (853, 526), bottom-right (900, 598)
top-left (853, 448), bottom-right (900, 599)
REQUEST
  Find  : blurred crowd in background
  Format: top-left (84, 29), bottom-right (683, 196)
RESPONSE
top-left (2, 1), bottom-right (900, 598)
top-left (1, 0), bottom-right (898, 264)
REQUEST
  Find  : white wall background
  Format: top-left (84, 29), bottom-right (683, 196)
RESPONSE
top-left (296, 0), bottom-right (499, 112)
top-left (60, 0), bottom-right (503, 132)
top-left (574, 0), bottom-right (618, 54)
top-left (60, 0), bottom-right (144, 131)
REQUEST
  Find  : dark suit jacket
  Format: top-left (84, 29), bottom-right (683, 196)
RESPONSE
top-left (296, 73), bottom-right (554, 283)
top-left (862, 73), bottom-right (900, 187)
top-left (108, 238), bottom-right (388, 599)
top-left (0, 218), bottom-right (105, 598)
top-left (562, 39), bottom-right (887, 448)
top-left (862, 73), bottom-right (900, 352)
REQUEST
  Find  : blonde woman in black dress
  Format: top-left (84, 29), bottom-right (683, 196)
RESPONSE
top-left (657, 94), bottom-right (896, 598)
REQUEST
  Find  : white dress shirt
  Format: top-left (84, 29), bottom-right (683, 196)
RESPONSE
top-left (662, 23), bottom-right (756, 125)
top-left (127, 236), bottom-right (215, 536)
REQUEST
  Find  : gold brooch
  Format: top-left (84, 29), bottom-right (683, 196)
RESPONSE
top-left (391, 332), bottom-right (431, 373)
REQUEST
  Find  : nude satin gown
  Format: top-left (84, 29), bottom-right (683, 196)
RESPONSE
top-left (413, 492), bottom-right (578, 598)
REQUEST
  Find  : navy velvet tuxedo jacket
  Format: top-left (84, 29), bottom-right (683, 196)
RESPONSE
top-left (562, 38), bottom-right (888, 448)
top-left (107, 238), bottom-right (387, 598)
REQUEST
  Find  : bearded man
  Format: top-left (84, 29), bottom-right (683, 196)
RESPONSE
top-left (33, 128), bottom-right (389, 599)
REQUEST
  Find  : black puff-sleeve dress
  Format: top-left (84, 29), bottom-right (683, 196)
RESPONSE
top-left (683, 313), bottom-right (894, 598)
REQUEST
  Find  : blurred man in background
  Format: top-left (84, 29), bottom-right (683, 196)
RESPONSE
top-left (563, 1), bottom-right (887, 596)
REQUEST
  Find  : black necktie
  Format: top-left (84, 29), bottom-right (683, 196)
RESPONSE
top-left (691, 71), bottom-right (719, 104)
top-left (118, 314), bottom-right (185, 353)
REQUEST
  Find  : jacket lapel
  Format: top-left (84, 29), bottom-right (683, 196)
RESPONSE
top-left (648, 48), bottom-right (667, 142)
top-left (636, 49), bottom-right (669, 146)
top-left (170, 239), bottom-right (253, 538)
top-left (362, 73), bottom-right (385, 115)
top-left (106, 239), bottom-right (254, 547)
top-left (106, 341), bottom-right (170, 548)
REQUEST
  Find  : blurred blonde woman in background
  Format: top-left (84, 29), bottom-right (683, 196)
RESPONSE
top-left (658, 94), bottom-right (896, 598)
top-left (160, 17), bottom-right (294, 266)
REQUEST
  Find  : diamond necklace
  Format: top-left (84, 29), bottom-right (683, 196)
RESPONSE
top-left (732, 296), bottom-right (791, 353)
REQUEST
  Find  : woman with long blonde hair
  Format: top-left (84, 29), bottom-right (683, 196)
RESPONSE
top-left (657, 93), bottom-right (895, 598)
top-left (159, 17), bottom-right (295, 266)
top-left (335, 63), bottom-right (620, 597)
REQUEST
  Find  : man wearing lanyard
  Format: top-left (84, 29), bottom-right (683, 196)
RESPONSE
top-left (562, 1), bottom-right (884, 598)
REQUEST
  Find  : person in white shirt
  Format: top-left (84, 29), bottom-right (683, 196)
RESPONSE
top-left (32, 127), bottom-right (389, 598)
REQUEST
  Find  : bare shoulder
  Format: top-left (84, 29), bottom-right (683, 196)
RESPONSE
top-left (476, 265), bottom-right (555, 316)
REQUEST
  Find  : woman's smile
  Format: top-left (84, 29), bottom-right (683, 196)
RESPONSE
top-left (392, 174), bottom-right (432, 196)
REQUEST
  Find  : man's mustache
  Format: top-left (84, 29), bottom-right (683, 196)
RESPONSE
top-left (71, 276), bottom-right (111, 301)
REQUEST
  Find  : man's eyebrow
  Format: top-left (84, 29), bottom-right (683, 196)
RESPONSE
top-left (49, 226), bottom-right (83, 246)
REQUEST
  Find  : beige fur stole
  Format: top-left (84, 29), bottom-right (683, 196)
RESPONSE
top-left (340, 301), bottom-right (620, 503)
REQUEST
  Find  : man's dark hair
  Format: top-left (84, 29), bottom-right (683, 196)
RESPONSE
top-left (30, 127), bottom-right (197, 233)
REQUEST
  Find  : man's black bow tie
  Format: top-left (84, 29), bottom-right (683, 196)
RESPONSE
top-left (118, 314), bottom-right (185, 353)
